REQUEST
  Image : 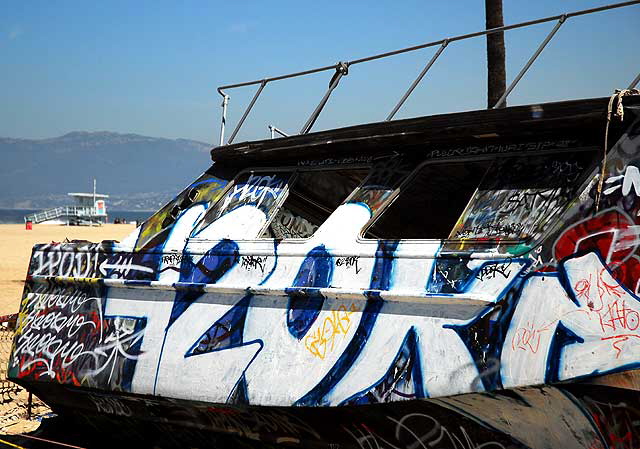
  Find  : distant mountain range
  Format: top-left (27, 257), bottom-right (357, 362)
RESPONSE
top-left (0, 131), bottom-right (213, 211)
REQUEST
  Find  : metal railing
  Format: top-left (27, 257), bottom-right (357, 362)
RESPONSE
top-left (25, 206), bottom-right (65, 224)
top-left (268, 125), bottom-right (290, 139)
top-left (216, 0), bottom-right (640, 146)
top-left (0, 314), bottom-right (20, 400)
top-left (25, 206), bottom-right (106, 224)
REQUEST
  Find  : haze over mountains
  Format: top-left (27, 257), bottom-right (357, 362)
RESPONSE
top-left (0, 131), bottom-right (213, 211)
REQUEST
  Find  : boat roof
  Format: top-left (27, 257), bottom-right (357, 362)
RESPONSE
top-left (210, 95), bottom-right (640, 166)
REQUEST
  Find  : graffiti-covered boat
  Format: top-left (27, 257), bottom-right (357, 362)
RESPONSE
top-left (9, 93), bottom-right (640, 448)
top-left (8, 2), bottom-right (640, 445)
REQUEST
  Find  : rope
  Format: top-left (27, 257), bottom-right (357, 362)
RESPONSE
top-left (595, 88), bottom-right (640, 211)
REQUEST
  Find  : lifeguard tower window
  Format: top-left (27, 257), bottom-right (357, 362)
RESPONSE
top-left (364, 150), bottom-right (598, 241)
top-left (262, 168), bottom-right (368, 239)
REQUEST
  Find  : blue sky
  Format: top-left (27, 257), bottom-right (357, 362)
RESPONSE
top-left (1, 0), bottom-right (638, 144)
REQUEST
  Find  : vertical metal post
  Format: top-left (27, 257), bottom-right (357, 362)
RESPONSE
top-left (300, 62), bottom-right (349, 135)
top-left (228, 80), bottom-right (267, 144)
top-left (493, 15), bottom-right (567, 109)
top-left (269, 125), bottom-right (275, 139)
top-left (219, 92), bottom-right (229, 147)
top-left (629, 72), bottom-right (640, 89)
top-left (386, 40), bottom-right (449, 121)
top-left (27, 392), bottom-right (32, 419)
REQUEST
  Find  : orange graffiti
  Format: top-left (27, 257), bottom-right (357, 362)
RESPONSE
top-left (601, 334), bottom-right (640, 359)
top-left (598, 300), bottom-right (639, 333)
top-left (305, 303), bottom-right (358, 360)
top-left (575, 268), bottom-right (639, 336)
top-left (511, 321), bottom-right (551, 353)
top-left (535, 266), bottom-right (640, 358)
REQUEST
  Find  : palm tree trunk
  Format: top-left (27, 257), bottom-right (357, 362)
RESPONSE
top-left (486, 0), bottom-right (506, 108)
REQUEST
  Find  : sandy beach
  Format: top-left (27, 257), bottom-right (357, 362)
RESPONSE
top-left (0, 223), bottom-right (136, 316)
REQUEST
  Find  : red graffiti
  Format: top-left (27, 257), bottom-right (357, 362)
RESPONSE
top-left (601, 334), bottom-right (640, 358)
top-left (571, 265), bottom-right (640, 357)
top-left (554, 210), bottom-right (637, 267)
top-left (555, 209), bottom-right (640, 294)
top-left (206, 406), bottom-right (239, 415)
top-left (586, 398), bottom-right (640, 449)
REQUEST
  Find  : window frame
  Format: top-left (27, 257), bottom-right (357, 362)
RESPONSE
top-left (357, 146), bottom-right (600, 245)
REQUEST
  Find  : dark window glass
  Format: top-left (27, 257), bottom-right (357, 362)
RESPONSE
top-left (365, 150), bottom-right (598, 241)
top-left (263, 169), bottom-right (368, 239)
top-left (364, 161), bottom-right (492, 239)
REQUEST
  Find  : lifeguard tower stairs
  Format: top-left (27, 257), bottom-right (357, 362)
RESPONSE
top-left (25, 191), bottom-right (109, 226)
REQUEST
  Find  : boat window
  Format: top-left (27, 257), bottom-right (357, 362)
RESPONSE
top-left (192, 171), bottom-right (293, 237)
top-left (363, 150), bottom-right (597, 241)
top-left (347, 155), bottom-right (416, 216)
top-left (364, 160), bottom-right (492, 239)
top-left (135, 172), bottom-right (230, 250)
top-left (262, 168), bottom-right (369, 239)
top-left (449, 151), bottom-right (597, 241)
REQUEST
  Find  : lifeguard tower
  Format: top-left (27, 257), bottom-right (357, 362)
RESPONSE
top-left (25, 180), bottom-right (109, 225)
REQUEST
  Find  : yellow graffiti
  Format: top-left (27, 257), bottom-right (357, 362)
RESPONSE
top-left (304, 303), bottom-right (358, 360)
top-left (72, 277), bottom-right (101, 285)
top-left (136, 175), bottom-right (227, 250)
top-left (15, 284), bottom-right (34, 336)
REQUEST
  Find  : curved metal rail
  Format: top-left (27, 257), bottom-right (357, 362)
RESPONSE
top-left (216, 0), bottom-right (640, 145)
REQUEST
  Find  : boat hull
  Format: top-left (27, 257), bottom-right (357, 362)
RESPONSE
top-left (15, 377), bottom-right (640, 449)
